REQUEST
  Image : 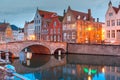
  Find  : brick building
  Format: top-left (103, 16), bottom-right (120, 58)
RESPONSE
top-left (0, 23), bottom-right (13, 43)
top-left (62, 6), bottom-right (102, 44)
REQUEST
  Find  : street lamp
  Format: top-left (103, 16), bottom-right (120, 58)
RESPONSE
top-left (86, 26), bottom-right (92, 44)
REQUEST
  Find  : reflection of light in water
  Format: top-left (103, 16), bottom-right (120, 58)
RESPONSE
top-left (102, 67), bottom-right (105, 73)
top-left (26, 60), bottom-right (30, 66)
top-left (19, 51), bottom-right (26, 63)
top-left (93, 73), bottom-right (105, 80)
top-left (27, 52), bottom-right (32, 60)
top-left (88, 76), bottom-right (91, 80)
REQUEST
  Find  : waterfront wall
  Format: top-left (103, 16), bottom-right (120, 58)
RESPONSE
top-left (68, 44), bottom-right (120, 56)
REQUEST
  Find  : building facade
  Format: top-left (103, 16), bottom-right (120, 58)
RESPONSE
top-left (62, 6), bottom-right (102, 43)
top-left (105, 1), bottom-right (120, 44)
top-left (24, 21), bottom-right (35, 40)
top-left (10, 25), bottom-right (19, 41)
top-left (0, 23), bottom-right (13, 43)
top-left (49, 16), bottom-right (63, 42)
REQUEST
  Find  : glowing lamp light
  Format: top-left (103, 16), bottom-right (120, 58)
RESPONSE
top-left (84, 67), bottom-right (97, 75)
top-left (102, 67), bottom-right (105, 73)
top-left (26, 52), bottom-right (32, 59)
top-left (88, 76), bottom-right (92, 80)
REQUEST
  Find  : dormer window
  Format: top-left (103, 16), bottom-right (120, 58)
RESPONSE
top-left (77, 15), bottom-right (80, 19)
top-left (67, 16), bottom-right (71, 21)
top-left (83, 16), bottom-right (86, 20)
top-left (109, 12), bottom-right (113, 16)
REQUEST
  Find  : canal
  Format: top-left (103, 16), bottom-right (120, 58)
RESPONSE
top-left (1, 53), bottom-right (120, 80)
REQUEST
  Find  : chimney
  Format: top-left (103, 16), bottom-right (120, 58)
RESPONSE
top-left (88, 9), bottom-right (91, 21)
top-left (63, 9), bottom-right (66, 16)
top-left (97, 18), bottom-right (99, 22)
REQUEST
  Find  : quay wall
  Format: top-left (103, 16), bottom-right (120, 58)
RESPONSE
top-left (68, 44), bottom-right (120, 56)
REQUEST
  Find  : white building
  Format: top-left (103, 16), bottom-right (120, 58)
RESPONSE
top-left (10, 25), bottom-right (19, 41)
top-left (105, 1), bottom-right (120, 44)
top-left (24, 21), bottom-right (35, 40)
top-left (17, 28), bottom-right (24, 41)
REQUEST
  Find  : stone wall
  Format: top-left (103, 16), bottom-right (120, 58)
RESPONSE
top-left (68, 44), bottom-right (120, 56)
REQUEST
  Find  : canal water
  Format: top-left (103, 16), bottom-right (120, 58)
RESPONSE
top-left (1, 54), bottom-right (120, 80)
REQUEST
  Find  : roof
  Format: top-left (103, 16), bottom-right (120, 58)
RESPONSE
top-left (38, 9), bottom-right (56, 19)
top-left (0, 23), bottom-right (9, 32)
top-left (70, 9), bottom-right (88, 20)
top-left (112, 6), bottom-right (119, 14)
top-left (58, 16), bottom-right (64, 22)
top-left (11, 25), bottom-right (19, 31)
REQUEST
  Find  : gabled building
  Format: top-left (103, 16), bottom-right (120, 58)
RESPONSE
top-left (34, 9), bottom-right (56, 40)
top-left (0, 23), bottom-right (13, 43)
top-left (24, 20), bottom-right (35, 40)
top-left (48, 16), bottom-right (63, 42)
top-left (62, 6), bottom-right (102, 43)
top-left (105, 1), bottom-right (120, 44)
top-left (34, 9), bottom-right (63, 42)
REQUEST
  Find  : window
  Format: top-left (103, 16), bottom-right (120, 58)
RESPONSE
top-left (72, 32), bottom-right (76, 39)
top-left (107, 30), bottom-right (110, 38)
top-left (67, 16), bottom-right (71, 21)
top-left (50, 29), bottom-right (53, 34)
top-left (54, 35), bottom-right (56, 41)
top-left (63, 24), bottom-right (66, 30)
top-left (111, 30), bottom-right (115, 38)
top-left (109, 12), bottom-right (113, 16)
top-left (54, 21), bottom-right (57, 27)
top-left (117, 19), bottom-right (120, 26)
top-left (107, 20), bottom-right (110, 26)
top-left (111, 20), bottom-right (115, 26)
top-left (63, 33), bottom-right (66, 40)
top-left (58, 28), bottom-right (60, 34)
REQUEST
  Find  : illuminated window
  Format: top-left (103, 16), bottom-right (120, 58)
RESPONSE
top-left (67, 16), bottom-right (71, 21)
top-left (72, 32), bottom-right (76, 39)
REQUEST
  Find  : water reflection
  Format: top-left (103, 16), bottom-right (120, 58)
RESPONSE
top-left (19, 52), bottom-right (51, 68)
top-left (2, 54), bottom-right (120, 80)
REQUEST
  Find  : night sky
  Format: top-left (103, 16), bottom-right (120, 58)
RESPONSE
top-left (0, 0), bottom-right (119, 27)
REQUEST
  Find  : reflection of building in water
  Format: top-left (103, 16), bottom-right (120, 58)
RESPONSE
top-left (105, 66), bottom-right (120, 80)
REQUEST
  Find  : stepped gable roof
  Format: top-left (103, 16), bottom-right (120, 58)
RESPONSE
top-left (38, 9), bottom-right (56, 19)
top-left (0, 23), bottom-right (9, 32)
top-left (112, 6), bottom-right (119, 14)
top-left (70, 9), bottom-right (88, 20)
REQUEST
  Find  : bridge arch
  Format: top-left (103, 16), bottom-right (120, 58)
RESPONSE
top-left (19, 44), bottom-right (51, 55)
top-left (0, 41), bottom-right (67, 58)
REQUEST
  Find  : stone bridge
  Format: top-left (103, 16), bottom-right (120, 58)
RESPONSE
top-left (0, 40), bottom-right (67, 57)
